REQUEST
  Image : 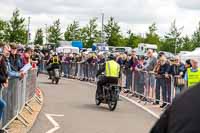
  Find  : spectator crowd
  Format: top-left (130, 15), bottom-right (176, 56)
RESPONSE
top-left (42, 49), bottom-right (196, 109)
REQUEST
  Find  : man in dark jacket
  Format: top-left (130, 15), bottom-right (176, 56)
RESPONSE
top-left (9, 43), bottom-right (23, 71)
top-left (150, 83), bottom-right (200, 133)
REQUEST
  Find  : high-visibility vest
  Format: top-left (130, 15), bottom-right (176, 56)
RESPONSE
top-left (105, 60), bottom-right (120, 78)
top-left (188, 68), bottom-right (200, 87)
top-left (52, 56), bottom-right (59, 64)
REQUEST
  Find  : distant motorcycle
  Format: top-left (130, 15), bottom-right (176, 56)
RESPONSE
top-left (95, 77), bottom-right (120, 111)
top-left (50, 68), bottom-right (60, 84)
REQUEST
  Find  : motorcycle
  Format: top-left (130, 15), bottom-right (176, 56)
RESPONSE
top-left (50, 68), bottom-right (60, 84)
top-left (95, 82), bottom-right (120, 111)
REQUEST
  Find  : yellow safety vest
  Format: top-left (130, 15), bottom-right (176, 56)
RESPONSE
top-left (188, 68), bottom-right (200, 87)
top-left (105, 60), bottom-right (120, 78)
top-left (52, 56), bottom-right (59, 64)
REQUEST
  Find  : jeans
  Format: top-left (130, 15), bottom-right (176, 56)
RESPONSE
top-left (90, 64), bottom-right (97, 80)
top-left (175, 86), bottom-right (183, 96)
top-left (126, 69), bottom-right (132, 90)
top-left (156, 77), bottom-right (167, 103)
top-left (62, 63), bottom-right (70, 77)
top-left (0, 98), bottom-right (6, 120)
top-left (83, 64), bottom-right (88, 79)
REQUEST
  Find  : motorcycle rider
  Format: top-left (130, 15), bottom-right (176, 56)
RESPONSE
top-left (46, 52), bottom-right (61, 79)
top-left (96, 54), bottom-right (120, 98)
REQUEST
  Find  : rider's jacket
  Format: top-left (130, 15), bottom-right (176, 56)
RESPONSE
top-left (105, 60), bottom-right (120, 78)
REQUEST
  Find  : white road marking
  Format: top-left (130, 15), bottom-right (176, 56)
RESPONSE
top-left (119, 95), bottom-right (160, 118)
top-left (45, 113), bottom-right (64, 133)
top-left (70, 80), bottom-right (160, 118)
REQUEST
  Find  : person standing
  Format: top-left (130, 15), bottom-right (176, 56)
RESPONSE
top-left (124, 50), bottom-right (138, 93)
top-left (21, 47), bottom-right (32, 66)
top-left (9, 43), bottom-right (23, 71)
top-left (3, 44), bottom-right (24, 79)
top-left (170, 56), bottom-right (186, 95)
top-left (143, 49), bottom-right (157, 72)
top-left (184, 59), bottom-right (200, 88)
top-left (154, 55), bottom-right (171, 108)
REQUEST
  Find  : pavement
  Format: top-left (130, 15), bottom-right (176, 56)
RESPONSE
top-left (29, 74), bottom-right (157, 133)
top-left (7, 91), bottom-right (43, 133)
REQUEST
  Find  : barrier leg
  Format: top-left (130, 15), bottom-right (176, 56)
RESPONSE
top-left (25, 103), bottom-right (33, 114)
top-left (15, 115), bottom-right (28, 127)
top-left (34, 96), bottom-right (42, 105)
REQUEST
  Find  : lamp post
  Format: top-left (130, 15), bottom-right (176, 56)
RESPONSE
top-left (45, 24), bottom-right (48, 44)
top-left (101, 13), bottom-right (104, 43)
top-left (175, 38), bottom-right (177, 55)
top-left (27, 17), bottom-right (30, 44)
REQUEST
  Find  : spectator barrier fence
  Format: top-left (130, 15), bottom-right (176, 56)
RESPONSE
top-left (40, 61), bottom-right (186, 106)
top-left (1, 69), bottom-right (39, 129)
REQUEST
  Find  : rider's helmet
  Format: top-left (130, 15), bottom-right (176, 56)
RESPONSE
top-left (108, 54), bottom-right (115, 60)
top-left (53, 52), bottom-right (58, 56)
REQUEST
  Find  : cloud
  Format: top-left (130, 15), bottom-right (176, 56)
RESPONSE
top-left (0, 0), bottom-right (15, 20)
top-left (15, 0), bottom-right (171, 24)
top-left (0, 0), bottom-right (199, 41)
top-left (176, 0), bottom-right (200, 10)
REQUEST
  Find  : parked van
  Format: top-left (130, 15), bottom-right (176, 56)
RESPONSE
top-left (113, 47), bottom-right (132, 54)
top-left (137, 43), bottom-right (158, 56)
top-left (56, 46), bottom-right (79, 54)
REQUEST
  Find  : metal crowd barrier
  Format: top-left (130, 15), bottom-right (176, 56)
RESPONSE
top-left (61, 62), bottom-right (99, 81)
top-left (120, 67), bottom-right (185, 105)
top-left (40, 60), bottom-right (48, 73)
top-left (1, 69), bottom-right (37, 128)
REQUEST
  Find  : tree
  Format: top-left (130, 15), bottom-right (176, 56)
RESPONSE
top-left (104, 17), bottom-right (123, 46)
top-left (4, 9), bottom-right (27, 44)
top-left (34, 28), bottom-right (43, 45)
top-left (124, 30), bottom-right (143, 48)
top-left (64, 21), bottom-right (80, 41)
top-left (191, 22), bottom-right (200, 49)
top-left (161, 20), bottom-right (183, 54)
top-left (79, 27), bottom-right (88, 47)
top-left (80, 18), bottom-right (101, 48)
top-left (144, 23), bottom-right (160, 47)
top-left (179, 36), bottom-right (193, 51)
top-left (47, 19), bottom-right (62, 44)
top-left (0, 19), bottom-right (8, 42)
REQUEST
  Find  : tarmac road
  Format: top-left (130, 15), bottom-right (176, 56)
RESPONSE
top-left (30, 74), bottom-right (156, 133)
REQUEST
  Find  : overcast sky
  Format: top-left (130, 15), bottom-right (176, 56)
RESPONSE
top-left (0, 0), bottom-right (200, 41)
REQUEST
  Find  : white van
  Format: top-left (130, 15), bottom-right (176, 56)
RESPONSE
top-left (113, 47), bottom-right (132, 54)
top-left (137, 43), bottom-right (158, 56)
top-left (56, 46), bottom-right (79, 54)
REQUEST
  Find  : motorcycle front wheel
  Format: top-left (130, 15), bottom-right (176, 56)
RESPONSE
top-left (95, 90), bottom-right (101, 106)
top-left (55, 78), bottom-right (59, 84)
top-left (108, 89), bottom-right (118, 111)
top-left (108, 100), bottom-right (117, 111)
top-left (52, 79), bottom-right (54, 84)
